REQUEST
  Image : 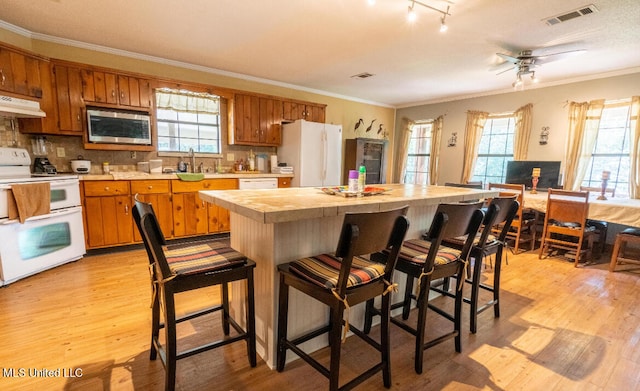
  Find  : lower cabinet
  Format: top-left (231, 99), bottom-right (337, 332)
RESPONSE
top-left (130, 180), bottom-right (173, 241)
top-left (83, 181), bottom-right (134, 249)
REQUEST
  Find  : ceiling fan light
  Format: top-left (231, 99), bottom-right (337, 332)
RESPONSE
top-left (531, 72), bottom-right (539, 83)
top-left (407, 3), bottom-right (417, 22)
top-left (439, 17), bottom-right (448, 32)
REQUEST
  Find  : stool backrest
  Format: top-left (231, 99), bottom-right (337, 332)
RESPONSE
top-left (483, 196), bottom-right (520, 244)
top-left (133, 196), bottom-right (172, 281)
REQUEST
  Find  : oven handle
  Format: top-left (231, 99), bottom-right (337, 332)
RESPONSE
top-left (2, 206), bottom-right (81, 225)
top-left (0, 179), bottom-right (78, 190)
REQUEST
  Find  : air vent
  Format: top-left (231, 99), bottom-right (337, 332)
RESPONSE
top-left (350, 72), bottom-right (375, 79)
top-left (544, 4), bottom-right (598, 26)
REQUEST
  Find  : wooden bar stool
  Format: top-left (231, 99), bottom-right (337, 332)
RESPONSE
top-left (609, 228), bottom-right (640, 271)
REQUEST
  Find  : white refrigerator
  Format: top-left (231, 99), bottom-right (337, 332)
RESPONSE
top-left (278, 120), bottom-right (343, 187)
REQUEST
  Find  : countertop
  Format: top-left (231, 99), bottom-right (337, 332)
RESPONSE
top-left (76, 172), bottom-right (294, 181)
top-left (200, 184), bottom-right (498, 224)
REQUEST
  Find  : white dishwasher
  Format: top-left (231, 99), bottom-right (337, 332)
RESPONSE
top-left (238, 177), bottom-right (278, 190)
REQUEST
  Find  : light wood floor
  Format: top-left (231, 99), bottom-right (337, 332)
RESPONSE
top-left (1, 245), bottom-right (639, 391)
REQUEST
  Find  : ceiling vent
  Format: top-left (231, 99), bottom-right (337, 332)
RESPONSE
top-left (544, 4), bottom-right (599, 26)
top-left (350, 72), bottom-right (375, 79)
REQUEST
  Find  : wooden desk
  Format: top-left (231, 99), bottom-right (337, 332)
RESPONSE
top-left (524, 191), bottom-right (640, 228)
top-left (200, 184), bottom-right (498, 368)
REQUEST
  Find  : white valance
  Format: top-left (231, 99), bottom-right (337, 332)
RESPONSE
top-left (155, 88), bottom-right (220, 114)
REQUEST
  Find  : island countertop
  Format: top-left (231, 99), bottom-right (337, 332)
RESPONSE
top-left (199, 184), bottom-right (498, 224)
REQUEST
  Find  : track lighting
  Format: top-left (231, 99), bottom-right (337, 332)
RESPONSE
top-left (405, 0), bottom-right (453, 32)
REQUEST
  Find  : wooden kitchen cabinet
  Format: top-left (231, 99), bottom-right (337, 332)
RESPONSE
top-left (343, 138), bottom-right (388, 185)
top-left (0, 46), bottom-right (45, 98)
top-left (278, 177), bottom-right (292, 188)
top-left (83, 70), bottom-right (151, 108)
top-left (53, 63), bottom-right (85, 134)
top-left (282, 101), bottom-right (326, 123)
top-left (231, 93), bottom-right (283, 146)
top-left (130, 180), bottom-right (173, 241)
top-left (82, 181), bottom-right (134, 248)
top-left (17, 60), bottom-right (61, 135)
top-left (171, 178), bottom-right (238, 237)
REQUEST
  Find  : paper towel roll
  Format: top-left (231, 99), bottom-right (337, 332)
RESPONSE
top-left (270, 155), bottom-right (278, 169)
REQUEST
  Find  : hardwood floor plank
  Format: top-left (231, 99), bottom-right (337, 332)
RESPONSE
top-left (1, 247), bottom-right (639, 390)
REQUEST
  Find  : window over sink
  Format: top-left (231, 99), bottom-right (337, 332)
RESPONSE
top-left (155, 88), bottom-right (222, 155)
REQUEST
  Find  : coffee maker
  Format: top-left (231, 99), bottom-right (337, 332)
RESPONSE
top-left (31, 137), bottom-right (57, 175)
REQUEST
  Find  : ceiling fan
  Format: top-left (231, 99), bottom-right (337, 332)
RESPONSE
top-left (495, 48), bottom-right (586, 87)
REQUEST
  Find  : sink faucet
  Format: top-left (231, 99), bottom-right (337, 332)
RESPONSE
top-left (188, 148), bottom-right (195, 173)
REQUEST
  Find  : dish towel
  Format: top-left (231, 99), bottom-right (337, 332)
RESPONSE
top-left (8, 182), bottom-right (51, 223)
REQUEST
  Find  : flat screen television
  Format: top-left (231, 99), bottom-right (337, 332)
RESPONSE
top-left (505, 161), bottom-right (562, 190)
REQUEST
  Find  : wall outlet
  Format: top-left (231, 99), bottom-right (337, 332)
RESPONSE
top-left (226, 153), bottom-right (234, 162)
top-left (56, 147), bottom-right (65, 158)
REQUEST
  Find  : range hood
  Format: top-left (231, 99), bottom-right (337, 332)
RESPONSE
top-left (0, 95), bottom-right (46, 118)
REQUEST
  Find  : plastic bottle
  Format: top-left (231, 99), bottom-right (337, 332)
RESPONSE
top-left (348, 170), bottom-right (359, 192)
top-left (102, 162), bottom-right (110, 174)
top-left (358, 165), bottom-right (366, 195)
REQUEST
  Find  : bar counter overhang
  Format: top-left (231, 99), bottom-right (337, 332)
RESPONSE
top-left (199, 184), bottom-right (499, 368)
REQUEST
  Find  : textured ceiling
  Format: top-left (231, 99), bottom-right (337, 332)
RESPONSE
top-left (1, 0), bottom-right (639, 107)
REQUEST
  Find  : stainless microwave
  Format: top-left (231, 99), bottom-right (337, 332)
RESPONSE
top-left (87, 108), bottom-right (152, 145)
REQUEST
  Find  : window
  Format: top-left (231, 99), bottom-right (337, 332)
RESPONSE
top-left (580, 101), bottom-right (631, 197)
top-left (471, 116), bottom-right (515, 185)
top-left (155, 89), bottom-right (222, 154)
top-left (404, 122), bottom-right (432, 184)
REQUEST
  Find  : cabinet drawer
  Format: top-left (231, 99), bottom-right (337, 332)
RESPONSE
top-left (131, 180), bottom-right (171, 195)
top-left (83, 181), bottom-right (130, 196)
top-left (278, 177), bottom-right (292, 188)
top-left (172, 178), bottom-right (238, 193)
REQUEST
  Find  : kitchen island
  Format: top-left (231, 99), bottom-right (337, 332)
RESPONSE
top-left (199, 184), bottom-right (498, 368)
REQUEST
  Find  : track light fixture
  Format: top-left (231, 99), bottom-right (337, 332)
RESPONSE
top-left (406, 0), bottom-right (453, 32)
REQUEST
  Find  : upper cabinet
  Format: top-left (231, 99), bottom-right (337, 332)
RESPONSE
top-left (282, 101), bottom-right (326, 123)
top-left (0, 46), bottom-right (47, 98)
top-left (82, 70), bottom-right (151, 108)
top-left (231, 93), bottom-right (283, 146)
top-left (53, 64), bottom-right (85, 134)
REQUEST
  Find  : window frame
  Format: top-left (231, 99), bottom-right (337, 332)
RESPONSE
top-left (403, 121), bottom-right (433, 185)
top-left (471, 114), bottom-right (516, 185)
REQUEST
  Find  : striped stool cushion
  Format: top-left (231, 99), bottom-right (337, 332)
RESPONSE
top-left (288, 254), bottom-right (385, 289)
top-left (164, 241), bottom-right (246, 276)
top-left (399, 239), bottom-right (462, 266)
top-left (443, 233), bottom-right (498, 248)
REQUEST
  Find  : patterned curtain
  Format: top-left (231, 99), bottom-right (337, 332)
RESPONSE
top-left (156, 88), bottom-right (220, 114)
top-left (513, 103), bottom-right (533, 160)
top-left (429, 116), bottom-right (443, 185)
top-left (563, 100), bottom-right (605, 190)
top-left (395, 118), bottom-right (414, 183)
top-left (461, 110), bottom-right (489, 183)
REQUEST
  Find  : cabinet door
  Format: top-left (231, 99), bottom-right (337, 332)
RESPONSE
top-left (104, 72), bottom-right (118, 105)
top-left (80, 68), bottom-right (95, 102)
top-left (17, 60), bottom-right (59, 135)
top-left (91, 71), bottom-right (107, 103)
top-left (138, 78), bottom-right (151, 108)
top-left (259, 97), bottom-right (282, 145)
top-left (208, 204), bottom-right (230, 232)
top-left (133, 193), bottom-right (173, 241)
top-left (24, 56), bottom-right (43, 98)
top-left (234, 94), bottom-right (259, 143)
top-left (54, 64), bottom-right (84, 133)
top-left (117, 74), bottom-right (130, 106)
top-left (282, 101), bottom-right (305, 122)
top-left (0, 47), bottom-right (15, 93)
top-left (307, 105), bottom-right (326, 123)
top-left (172, 193), bottom-right (208, 237)
top-left (84, 195), bottom-right (133, 248)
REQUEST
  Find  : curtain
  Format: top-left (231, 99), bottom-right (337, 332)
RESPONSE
top-left (629, 96), bottom-right (640, 199)
top-left (395, 118), bottom-right (414, 183)
top-left (513, 103), bottom-right (533, 160)
top-left (429, 116), bottom-right (443, 185)
top-left (461, 110), bottom-right (489, 183)
top-left (563, 100), bottom-right (605, 190)
top-left (156, 88), bottom-right (220, 114)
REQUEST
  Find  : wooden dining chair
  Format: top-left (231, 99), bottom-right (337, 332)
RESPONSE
top-left (488, 183), bottom-right (537, 253)
top-left (365, 202), bottom-right (484, 374)
top-left (580, 186), bottom-right (615, 258)
top-left (440, 196), bottom-right (519, 333)
top-left (609, 228), bottom-right (640, 271)
top-left (276, 206), bottom-right (409, 391)
top-left (538, 189), bottom-right (596, 266)
top-left (132, 196), bottom-right (257, 391)
top-left (444, 182), bottom-right (484, 189)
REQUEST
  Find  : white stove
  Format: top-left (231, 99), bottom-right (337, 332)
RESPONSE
top-left (0, 147), bottom-right (86, 286)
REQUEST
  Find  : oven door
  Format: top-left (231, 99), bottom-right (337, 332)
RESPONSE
top-left (0, 206), bottom-right (86, 286)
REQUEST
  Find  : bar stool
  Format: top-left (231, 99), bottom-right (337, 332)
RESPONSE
top-left (276, 206), bottom-right (409, 391)
top-left (609, 228), bottom-right (640, 271)
top-left (132, 196), bottom-right (257, 391)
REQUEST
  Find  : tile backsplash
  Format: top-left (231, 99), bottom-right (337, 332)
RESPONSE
top-left (1, 118), bottom-right (276, 174)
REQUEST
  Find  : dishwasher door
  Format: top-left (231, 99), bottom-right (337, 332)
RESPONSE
top-left (238, 178), bottom-right (278, 190)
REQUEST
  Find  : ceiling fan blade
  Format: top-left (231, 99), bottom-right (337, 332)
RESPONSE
top-left (534, 49), bottom-right (586, 64)
top-left (496, 65), bottom-right (516, 75)
top-left (496, 52), bottom-right (520, 64)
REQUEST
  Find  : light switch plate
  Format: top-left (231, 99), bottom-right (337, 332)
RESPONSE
top-left (226, 153), bottom-right (234, 162)
top-left (56, 147), bottom-right (65, 158)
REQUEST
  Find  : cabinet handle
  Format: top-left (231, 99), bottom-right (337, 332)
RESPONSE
top-left (120, 91), bottom-right (125, 99)
top-left (125, 204), bottom-right (129, 215)
top-left (147, 185), bottom-right (153, 190)
top-left (104, 186), bottom-right (110, 191)
top-left (77, 114), bottom-right (81, 122)
top-left (0, 69), bottom-right (4, 86)
top-left (111, 90), bottom-right (116, 98)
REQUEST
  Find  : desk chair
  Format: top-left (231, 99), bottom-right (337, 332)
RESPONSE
top-left (133, 197), bottom-right (256, 391)
top-left (440, 196), bottom-right (519, 333)
top-left (538, 189), bottom-right (595, 266)
top-left (488, 183), bottom-right (537, 253)
top-left (276, 207), bottom-right (409, 391)
top-left (609, 228), bottom-right (640, 271)
top-left (580, 186), bottom-right (616, 257)
top-left (365, 202), bottom-right (484, 374)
